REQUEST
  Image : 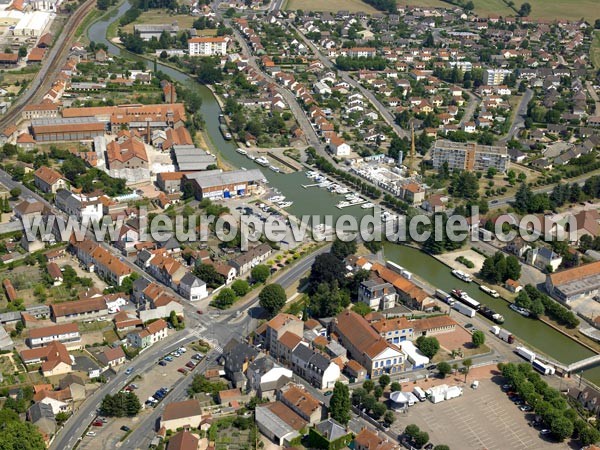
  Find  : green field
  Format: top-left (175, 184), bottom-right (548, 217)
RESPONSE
top-left (397, 0), bottom-right (599, 21)
top-left (123, 10), bottom-right (198, 33)
top-left (592, 31), bottom-right (600, 70)
top-left (285, 0), bottom-right (378, 13)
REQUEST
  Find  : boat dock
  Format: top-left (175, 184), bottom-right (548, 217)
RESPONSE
top-left (336, 199), bottom-right (367, 209)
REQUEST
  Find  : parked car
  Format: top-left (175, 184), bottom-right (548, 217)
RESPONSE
top-left (158, 360), bottom-right (167, 366)
top-left (519, 405), bottom-right (533, 412)
top-left (427, 365), bottom-right (437, 371)
top-left (193, 354), bottom-right (203, 361)
top-left (92, 421), bottom-right (103, 427)
top-left (540, 429), bottom-right (551, 436)
top-left (323, 391), bottom-right (333, 396)
top-left (164, 356), bottom-right (173, 362)
top-left (120, 426), bottom-right (131, 432)
top-left (178, 347), bottom-right (187, 353)
top-left (178, 367), bottom-right (188, 374)
top-left (125, 368), bottom-right (133, 375)
top-left (185, 361), bottom-right (196, 369)
top-left (197, 310), bottom-right (203, 315)
top-left (86, 431), bottom-right (96, 437)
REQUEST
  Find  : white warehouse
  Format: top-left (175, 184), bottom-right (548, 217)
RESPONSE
top-left (13, 11), bottom-right (51, 37)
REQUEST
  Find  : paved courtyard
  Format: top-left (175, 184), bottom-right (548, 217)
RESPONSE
top-left (391, 378), bottom-right (568, 450)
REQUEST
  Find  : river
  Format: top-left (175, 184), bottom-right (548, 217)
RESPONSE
top-left (88, 3), bottom-right (600, 385)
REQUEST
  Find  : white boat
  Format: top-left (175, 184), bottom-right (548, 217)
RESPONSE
top-left (361, 202), bottom-right (375, 209)
top-left (480, 285), bottom-right (500, 298)
top-left (236, 148), bottom-right (247, 155)
top-left (268, 195), bottom-right (285, 202)
top-left (255, 156), bottom-right (270, 166)
top-left (451, 269), bottom-right (472, 283)
top-left (269, 165), bottom-right (280, 173)
top-left (345, 193), bottom-right (357, 201)
top-left (510, 304), bottom-right (531, 317)
top-left (278, 201), bottom-right (293, 208)
top-left (247, 155), bottom-right (256, 161)
top-left (336, 201), bottom-right (351, 208)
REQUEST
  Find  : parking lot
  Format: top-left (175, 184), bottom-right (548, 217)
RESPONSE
top-left (391, 379), bottom-right (568, 450)
top-left (78, 345), bottom-right (200, 450)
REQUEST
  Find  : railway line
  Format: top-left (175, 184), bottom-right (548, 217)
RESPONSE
top-left (0, 0), bottom-right (97, 130)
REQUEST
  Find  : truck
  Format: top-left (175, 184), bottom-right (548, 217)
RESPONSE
top-left (532, 360), bottom-right (556, 376)
top-left (435, 289), bottom-right (454, 305)
top-left (452, 301), bottom-right (476, 318)
top-left (490, 326), bottom-right (515, 344)
top-left (515, 346), bottom-right (537, 362)
top-left (412, 386), bottom-right (427, 402)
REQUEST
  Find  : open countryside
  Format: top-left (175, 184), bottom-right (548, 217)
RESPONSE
top-left (284, 0), bottom-right (379, 13)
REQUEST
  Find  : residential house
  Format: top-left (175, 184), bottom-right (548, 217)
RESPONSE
top-left (26, 323), bottom-right (81, 349)
top-left (50, 297), bottom-right (108, 323)
top-left (58, 374), bottom-right (86, 401)
top-left (166, 431), bottom-right (199, 450)
top-left (98, 346), bottom-right (126, 367)
top-left (369, 317), bottom-right (414, 344)
top-left (33, 166), bottom-right (67, 193)
top-left (228, 243), bottom-right (272, 275)
top-left (27, 402), bottom-right (56, 440)
top-left (20, 341), bottom-right (72, 377)
top-left (246, 358), bottom-right (293, 400)
top-left (527, 247), bottom-right (563, 272)
top-left (255, 401), bottom-right (307, 446)
top-left (265, 313), bottom-right (304, 356)
top-left (177, 272), bottom-right (207, 302)
top-left (33, 389), bottom-right (72, 415)
top-left (221, 339), bottom-right (259, 390)
top-left (127, 319), bottom-right (168, 349)
top-left (160, 399), bottom-right (203, 431)
top-left (310, 419), bottom-right (351, 449)
top-left (55, 190), bottom-right (103, 223)
top-left (354, 428), bottom-right (399, 450)
top-left (279, 383), bottom-right (324, 424)
top-left (14, 198), bottom-right (45, 220)
top-left (358, 277), bottom-right (396, 311)
top-left (290, 344), bottom-right (340, 389)
top-left (333, 311), bottom-right (405, 377)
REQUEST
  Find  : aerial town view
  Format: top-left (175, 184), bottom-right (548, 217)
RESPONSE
top-left (1, 0), bottom-right (600, 448)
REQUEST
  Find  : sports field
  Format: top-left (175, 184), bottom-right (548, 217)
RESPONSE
top-left (285, 0), bottom-right (378, 13)
top-left (396, 0), bottom-right (599, 21)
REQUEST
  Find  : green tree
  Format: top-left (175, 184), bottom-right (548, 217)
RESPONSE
top-left (194, 263), bottom-right (225, 289)
top-left (379, 374), bottom-right (390, 389)
top-left (212, 288), bottom-right (237, 309)
top-left (331, 238), bottom-right (357, 260)
top-left (414, 431), bottom-right (430, 448)
top-left (416, 336), bottom-right (440, 359)
top-left (579, 426), bottom-right (600, 446)
top-left (530, 297), bottom-right (545, 318)
top-left (363, 380), bottom-right (374, 393)
top-left (515, 290), bottom-right (532, 310)
top-left (433, 446), bottom-right (450, 450)
top-left (329, 382), bottom-right (351, 425)
top-left (371, 402), bottom-right (387, 419)
top-left (9, 187), bottom-right (20, 199)
top-left (518, 2), bottom-right (531, 16)
top-left (0, 419), bottom-right (46, 450)
top-left (462, 358), bottom-right (473, 382)
top-left (437, 361), bottom-right (452, 378)
top-left (383, 410), bottom-right (395, 426)
top-left (550, 415), bottom-right (573, 441)
top-left (472, 330), bottom-right (485, 348)
top-left (390, 382), bottom-right (401, 392)
top-left (258, 284), bottom-right (286, 318)
top-left (351, 302), bottom-right (372, 316)
top-left (231, 279), bottom-right (250, 297)
top-left (251, 264), bottom-right (270, 283)
top-left (18, 46), bottom-right (27, 58)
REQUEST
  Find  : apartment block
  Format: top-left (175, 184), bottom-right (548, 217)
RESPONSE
top-left (431, 140), bottom-right (508, 173)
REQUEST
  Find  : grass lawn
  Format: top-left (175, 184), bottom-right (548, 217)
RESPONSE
top-left (123, 10), bottom-right (199, 33)
top-left (396, 0), bottom-right (599, 20)
top-left (592, 31), bottom-right (600, 70)
top-left (285, 0), bottom-right (378, 13)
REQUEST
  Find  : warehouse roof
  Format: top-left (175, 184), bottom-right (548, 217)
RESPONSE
top-left (184, 169), bottom-right (265, 189)
top-left (31, 117), bottom-right (105, 134)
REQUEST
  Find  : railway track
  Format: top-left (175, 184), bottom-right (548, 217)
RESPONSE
top-left (0, 0), bottom-right (97, 130)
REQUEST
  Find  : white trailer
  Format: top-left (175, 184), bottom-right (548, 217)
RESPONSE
top-left (412, 386), bottom-right (426, 401)
top-left (532, 360), bottom-right (556, 376)
top-left (452, 302), bottom-right (476, 318)
top-left (515, 346), bottom-right (537, 362)
top-left (490, 326), bottom-right (514, 343)
top-left (445, 386), bottom-right (463, 400)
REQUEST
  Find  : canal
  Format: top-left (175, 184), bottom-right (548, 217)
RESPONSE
top-left (89, 4), bottom-right (600, 385)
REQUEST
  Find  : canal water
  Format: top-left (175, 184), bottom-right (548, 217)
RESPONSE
top-left (89, 4), bottom-right (600, 385)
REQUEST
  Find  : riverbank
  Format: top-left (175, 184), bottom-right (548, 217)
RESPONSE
top-left (429, 246), bottom-right (600, 356)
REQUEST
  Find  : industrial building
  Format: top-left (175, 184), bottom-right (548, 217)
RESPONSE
top-left (134, 23), bottom-right (179, 41)
top-left (30, 117), bottom-right (106, 142)
top-left (13, 11), bottom-right (51, 37)
top-left (431, 140), bottom-right (508, 173)
top-left (545, 261), bottom-right (600, 303)
top-left (172, 145), bottom-right (216, 171)
top-left (183, 169), bottom-right (265, 200)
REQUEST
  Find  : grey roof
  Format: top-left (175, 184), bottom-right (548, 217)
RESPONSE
top-left (185, 169), bottom-right (265, 189)
top-left (222, 339), bottom-right (259, 374)
top-left (179, 272), bottom-right (206, 289)
top-left (255, 403), bottom-right (301, 440)
top-left (292, 344), bottom-right (332, 372)
top-left (134, 24), bottom-right (179, 33)
top-left (137, 250), bottom-right (154, 266)
top-left (0, 311), bottom-right (21, 324)
top-left (59, 374), bottom-right (85, 389)
top-left (537, 247), bottom-right (559, 260)
top-left (133, 276), bottom-right (152, 292)
top-left (28, 402), bottom-right (55, 423)
top-left (315, 418), bottom-right (348, 441)
top-left (31, 117), bottom-right (101, 127)
top-left (0, 326), bottom-right (13, 351)
top-left (159, 237), bottom-right (180, 251)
